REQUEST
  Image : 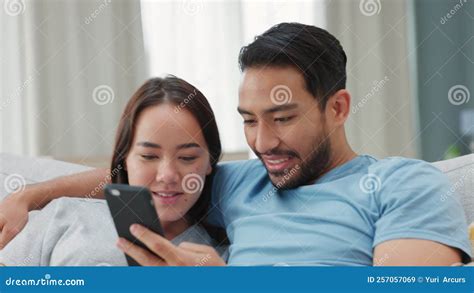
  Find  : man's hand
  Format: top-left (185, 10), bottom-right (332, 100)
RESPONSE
top-left (116, 224), bottom-right (226, 266)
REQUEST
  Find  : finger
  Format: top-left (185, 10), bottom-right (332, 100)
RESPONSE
top-left (117, 238), bottom-right (166, 266)
top-left (130, 224), bottom-right (181, 264)
top-left (178, 242), bottom-right (214, 253)
top-left (0, 224), bottom-right (19, 249)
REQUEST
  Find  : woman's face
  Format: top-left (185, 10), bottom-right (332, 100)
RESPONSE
top-left (125, 103), bottom-right (212, 223)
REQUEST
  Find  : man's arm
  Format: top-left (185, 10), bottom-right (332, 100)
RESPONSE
top-left (0, 168), bottom-right (109, 248)
top-left (18, 167), bottom-right (109, 210)
top-left (373, 239), bottom-right (462, 266)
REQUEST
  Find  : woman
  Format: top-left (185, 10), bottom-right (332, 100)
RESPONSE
top-left (0, 76), bottom-right (228, 266)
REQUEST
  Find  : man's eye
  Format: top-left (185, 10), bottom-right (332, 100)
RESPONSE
top-left (243, 119), bottom-right (256, 125)
top-left (180, 156), bottom-right (197, 162)
top-left (275, 116), bottom-right (294, 123)
top-left (141, 155), bottom-right (158, 160)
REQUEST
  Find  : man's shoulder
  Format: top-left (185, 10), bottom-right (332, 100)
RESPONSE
top-left (367, 156), bottom-right (450, 199)
top-left (368, 156), bottom-right (443, 177)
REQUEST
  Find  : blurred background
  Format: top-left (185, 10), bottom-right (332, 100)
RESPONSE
top-left (0, 0), bottom-right (473, 167)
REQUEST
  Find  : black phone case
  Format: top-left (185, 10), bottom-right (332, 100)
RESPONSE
top-left (104, 184), bottom-right (164, 266)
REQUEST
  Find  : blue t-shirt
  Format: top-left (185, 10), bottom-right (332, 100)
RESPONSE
top-left (208, 155), bottom-right (472, 266)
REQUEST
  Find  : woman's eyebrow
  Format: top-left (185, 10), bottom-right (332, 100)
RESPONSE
top-left (136, 141), bottom-right (160, 148)
top-left (176, 142), bottom-right (201, 150)
top-left (136, 141), bottom-right (201, 150)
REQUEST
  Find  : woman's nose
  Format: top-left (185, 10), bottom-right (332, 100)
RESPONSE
top-left (155, 161), bottom-right (180, 185)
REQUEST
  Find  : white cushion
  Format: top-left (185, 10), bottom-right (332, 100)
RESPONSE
top-left (0, 153), bottom-right (91, 200)
top-left (432, 154), bottom-right (474, 225)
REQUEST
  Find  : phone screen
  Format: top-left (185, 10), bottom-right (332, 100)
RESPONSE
top-left (105, 184), bottom-right (164, 266)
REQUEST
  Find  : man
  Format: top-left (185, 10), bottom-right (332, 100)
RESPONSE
top-left (0, 23), bottom-right (471, 266)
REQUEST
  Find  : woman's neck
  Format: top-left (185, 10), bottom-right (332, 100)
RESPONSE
top-left (161, 217), bottom-right (192, 241)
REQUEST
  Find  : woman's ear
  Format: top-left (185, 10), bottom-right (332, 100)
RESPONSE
top-left (206, 163), bottom-right (212, 176)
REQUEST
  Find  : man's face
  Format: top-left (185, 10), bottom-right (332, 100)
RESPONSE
top-left (238, 66), bottom-right (332, 189)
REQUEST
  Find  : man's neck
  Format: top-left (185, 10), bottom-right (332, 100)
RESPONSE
top-left (327, 147), bottom-right (358, 172)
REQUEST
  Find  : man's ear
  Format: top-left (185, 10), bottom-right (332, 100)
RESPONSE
top-left (325, 89), bottom-right (351, 126)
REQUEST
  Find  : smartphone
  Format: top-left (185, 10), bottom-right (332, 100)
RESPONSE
top-left (104, 184), bottom-right (164, 266)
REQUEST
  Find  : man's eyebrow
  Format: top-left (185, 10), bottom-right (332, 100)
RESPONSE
top-left (136, 142), bottom-right (201, 150)
top-left (264, 103), bottom-right (298, 114)
top-left (237, 103), bottom-right (298, 115)
top-left (237, 107), bottom-right (253, 115)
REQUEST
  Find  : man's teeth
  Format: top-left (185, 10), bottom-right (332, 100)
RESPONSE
top-left (267, 158), bottom-right (290, 164)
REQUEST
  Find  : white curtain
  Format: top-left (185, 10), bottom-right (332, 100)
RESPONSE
top-left (1, 0), bottom-right (418, 161)
top-left (140, 0), bottom-right (325, 154)
top-left (326, 0), bottom-right (419, 158)
top-left (0, 0), bottom-right (147, 161)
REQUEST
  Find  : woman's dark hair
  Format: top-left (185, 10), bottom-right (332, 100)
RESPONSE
top-left (110, 75), bottom-right (227, 244)
top-left (239, 22), bottom-right (347, 110)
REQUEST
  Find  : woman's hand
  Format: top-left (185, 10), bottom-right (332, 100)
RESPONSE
top-left (0, 191), bottom-right (30, 249)
top-left (117, 224), bottom-right (226, 266)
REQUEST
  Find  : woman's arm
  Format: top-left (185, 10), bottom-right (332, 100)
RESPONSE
top-left (0, 167), bottom-right (110, 248)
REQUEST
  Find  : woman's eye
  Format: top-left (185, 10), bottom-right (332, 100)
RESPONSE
top-left (180, 156), bottom-right (197, 162)
top-left (141, 155), bottom-right (158, 160)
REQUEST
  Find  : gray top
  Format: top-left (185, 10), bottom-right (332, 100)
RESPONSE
top-left (0, 198), bottom-right (227, 266)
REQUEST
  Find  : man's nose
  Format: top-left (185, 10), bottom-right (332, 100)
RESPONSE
top-left (255, 122), bottom-right (280, 154)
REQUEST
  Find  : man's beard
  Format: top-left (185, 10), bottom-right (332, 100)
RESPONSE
top-left (255, 132), bottom-right (332, 189)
